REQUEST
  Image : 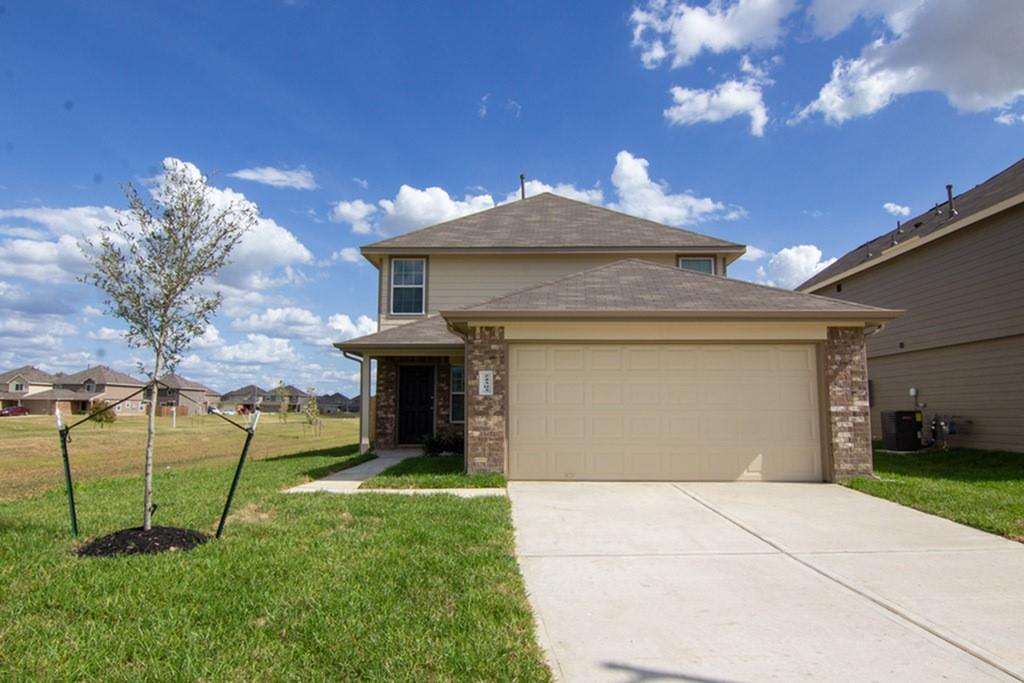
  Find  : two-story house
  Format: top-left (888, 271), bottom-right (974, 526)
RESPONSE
top-left (157, 373), bottom-right (217, 416)
top-left (798, 158), bottom-right (1024, 452)
top-left (0, 366), bottom-right (56, 412)
top-left (337, 193), bottom-right (899, 482)
top-left (52, 365), bottom-right (148, 415)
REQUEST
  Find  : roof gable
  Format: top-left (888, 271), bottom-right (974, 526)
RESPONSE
top-left (362, 193), bottom-right (745, 253)
top-left (60, 365), bottom-right (145, 386)
top-left (446, 259), bottom-right (899, 320)
top-left (0, 365), bottom-right (54, 383)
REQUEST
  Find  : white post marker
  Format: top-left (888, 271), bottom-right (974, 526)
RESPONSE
top-left (171, 406), bottom-right (176, 429)
top-left (55, 407), bottom-right (63, 430)
top-left (478, 370), bottom-right (494, 396)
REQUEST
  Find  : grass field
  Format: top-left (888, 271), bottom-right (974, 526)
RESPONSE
top-left (847, 447), bottom-right (1024, 541)
top-left (360, 455), bottom-right (507, 489)
top-left (0, 414), bottom-right (359, 502)
top-left (0, 441), bottom-right (551, 681)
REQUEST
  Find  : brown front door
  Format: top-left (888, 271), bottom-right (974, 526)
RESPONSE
top-left (398, 365), bottom-right (434, 444)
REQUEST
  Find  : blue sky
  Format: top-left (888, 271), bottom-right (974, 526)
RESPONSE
top-left (1, 0), bottom-right (1022, 395)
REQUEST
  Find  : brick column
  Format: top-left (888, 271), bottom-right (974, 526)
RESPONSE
top-left (825, 327), bottom-right (873, 479)
top-left (465, 326), bottom-right (507, 474)
top-left (374, 357), bottom-right (398, 449)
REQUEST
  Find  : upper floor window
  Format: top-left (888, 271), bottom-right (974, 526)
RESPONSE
top-left (12, 382), bottom-right (25, 392)
top-left (678, 256), bottom-right (715, 274)
top-left (84, 382), bottom-right (96, 393)
top-left (391, 258), bottom-right (426, 315)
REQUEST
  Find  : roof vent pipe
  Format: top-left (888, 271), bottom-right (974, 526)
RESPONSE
top-left (946, 184), bottom-right (957, 217)
top-left (520, 174), bottom-right (526, 200)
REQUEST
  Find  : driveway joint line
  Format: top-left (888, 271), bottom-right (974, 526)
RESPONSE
top-left (519, 550), bottom-right (780, 559)
top-left (670, 483), bottom-right (1024, 683)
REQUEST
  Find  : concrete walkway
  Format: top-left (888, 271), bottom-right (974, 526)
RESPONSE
top-left (285, 449), bottom-right (505, 497)
top-left (510, 481), bottom-right (1024, 682)
top-left (286, 449), bottom-right (418, 493)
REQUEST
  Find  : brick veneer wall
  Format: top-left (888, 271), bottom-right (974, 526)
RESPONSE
top-left (825, 327), bottom-right (873, 479)
top-left (374, 355), bottom-right (465, 450)
top-left (465, 326), bottom-right (507, 473)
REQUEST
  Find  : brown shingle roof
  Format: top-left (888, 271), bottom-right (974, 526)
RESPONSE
top-left (799, 157), bottom-right (1024, 291)
top-left (337, 315), bottom-right (463, 350)
top-left (159, 372), bottom-right (211, 391)
top-left (362, 193), bottom-right (745, 253)
top-left (56, 365), bottom-right (145, 386)
top-left (445, 259), bottom-right (900, 321)
top-left (0, 365), bottom-right (54, 383)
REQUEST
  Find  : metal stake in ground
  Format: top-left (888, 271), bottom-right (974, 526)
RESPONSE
top-left (56, 410), bottom-right (78, 536)
top-left (215, 410), bottom-right (261, 539)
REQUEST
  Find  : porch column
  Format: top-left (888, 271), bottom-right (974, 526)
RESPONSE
top-left (359, 355), bottom-right (372, 454)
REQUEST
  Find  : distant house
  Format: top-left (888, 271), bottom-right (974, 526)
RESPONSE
top-left (798, 158), bottom-right (1024, 452)
top-left (0, 366), bottom-right (58, 412)
top-left (219, 385), bottom-right (270, 412)
top-left (53, 365), bottom-right (148, 415)
top-left (158, 373), bottom-right (217, 415)
top-left (317, 392), bottom-right (353, 413)
top-left (275, 385), bottom-right (308, 413)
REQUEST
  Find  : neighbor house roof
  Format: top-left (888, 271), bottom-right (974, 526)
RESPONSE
top-left (337, 315), bottom-right (463, 352)
top-left (443, 259), bottom-right (901, 322)
top-left (0, 365), bottom-right (54, 383)
top-left (220, 384), bottom-right (268, 400)
top-left (361, 193), bottom-right (745, 256)
top-left (159, 372), bottom-right (211, 392)
top-left (22, 388), bottom-right (102, 401)
top-left (56, 365), bottom-right (145, 386)
top-left (277, 385), bottom-right (308, 397)
top-left (799, 157), bottom-right (1024, 291)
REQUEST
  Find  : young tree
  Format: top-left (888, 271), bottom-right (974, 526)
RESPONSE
top-left (82, 160), bottom-right (256, 531)
top-left (303, 386), bottom-right (320, 437)
top-left (88, 399), bottom-right (117, 428)
top-left (274, 381), bottom-right (289, 422)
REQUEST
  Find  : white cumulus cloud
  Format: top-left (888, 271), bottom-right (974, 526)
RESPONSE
top-left (332, 247), bottom-right (363, 264)
top-left (755, 244), bottom-right (837, 289)
top-left (883, 201), bottom-right (911, 217)
top-left (795, 0), bottom-right (1024, 124)
top-left (630, 0), bottom-right (798, 69)
top-left (330, 199), bottom-right (378, 234)
top-left (229, 166), bottom-right (317, 190)
top-left (665, 78), bottom-right (769, 136)
top-left (608, 150), bottom-right (728, 226)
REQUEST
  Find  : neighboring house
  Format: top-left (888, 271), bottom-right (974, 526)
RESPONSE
top-left (798, 158), bottom-right (1024, 452)
top-left (158, 373), bottom-right (216, 415)
top-left (338, 193), bottom-right (898, 482)
top-left (52, 365), bottom-right (148, 415)
top-left (219, 385), bottom-right (270, 412)
top-left (0, 366), bottom-right (57, 412)
top-left (317, 392), bottom-right (354, 413)
top-left (275, 385), bottom-right (308, 413)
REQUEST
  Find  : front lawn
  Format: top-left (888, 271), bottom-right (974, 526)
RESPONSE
top-left (0, 444), bottom-right (550, 681)
top-left (847, 447), bottom-right (1024, 541)
top-left (360, 455), bottom-right (507, 489)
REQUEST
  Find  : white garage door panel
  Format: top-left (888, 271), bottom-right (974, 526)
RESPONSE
top-left (509, 344), bottom-right (822, 482)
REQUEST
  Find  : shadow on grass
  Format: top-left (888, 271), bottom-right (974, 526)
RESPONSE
top-left (874, 448), bottom-right (1024, 483)
top-left (263, 443), bottom-right (373, 481)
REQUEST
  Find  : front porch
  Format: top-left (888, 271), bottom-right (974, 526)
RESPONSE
top-left (336, 315), bottom-right (467, 457)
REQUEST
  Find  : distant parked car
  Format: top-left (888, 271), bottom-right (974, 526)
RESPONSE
top-left (0, 406), bottom-right (30, 416)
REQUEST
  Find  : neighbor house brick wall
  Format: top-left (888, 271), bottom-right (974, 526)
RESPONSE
top-left (465, 326), bottom-right (507, 474)
top-left (825, 327), bottom-right (873, 478)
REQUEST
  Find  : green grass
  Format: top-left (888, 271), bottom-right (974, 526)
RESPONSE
top-left (0, 444), bottom-right (550, 681)
top-left (360, 455), bottom-right (508, 490)
top-left (847, 447), bottom-right (1024, 541)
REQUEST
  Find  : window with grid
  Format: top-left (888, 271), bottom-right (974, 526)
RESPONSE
top-left (450, 365), bottom-right (465, 423)
top-left (390, 258), bottom-right (425, 314)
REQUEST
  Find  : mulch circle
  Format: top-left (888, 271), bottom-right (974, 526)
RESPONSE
top-left (77, 526), bottom-right (209, 558)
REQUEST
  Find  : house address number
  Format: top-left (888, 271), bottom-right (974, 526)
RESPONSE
top-left (478, 370), bottom-right (494, 396)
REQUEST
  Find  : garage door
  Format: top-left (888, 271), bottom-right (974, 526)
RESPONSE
top-left (508, 344), bottom-right (823, 481)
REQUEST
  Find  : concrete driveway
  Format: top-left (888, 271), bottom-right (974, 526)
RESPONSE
top-left (509, 482), bottom-right (1024, 682)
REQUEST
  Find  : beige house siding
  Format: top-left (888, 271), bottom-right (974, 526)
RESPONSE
top-left (100, 384), bottom-right (148, 415)
top-left (867, 336), bottom-right (1024, 451)
top-left (807, 205), bottom-right (1024, 451)
top-left (377, 253), bottom-right (729, 330)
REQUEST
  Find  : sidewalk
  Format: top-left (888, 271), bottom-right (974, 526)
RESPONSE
top-left (286, 449), bottom-right (419, 493)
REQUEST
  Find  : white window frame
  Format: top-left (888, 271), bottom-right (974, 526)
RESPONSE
top-left (13, 382), bottom-right (25, 392)
top-left (84, 382), bottom-right (96, 393)
top-left (389, 257), bottom-right (426, 316)
top-left (450, 365), bottom-right (465, 424)
top-left (678, 256), bottom-right (716, 274)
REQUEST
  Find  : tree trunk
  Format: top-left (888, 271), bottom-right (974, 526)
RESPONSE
top-left (142, 356), bottom-right (162, 531)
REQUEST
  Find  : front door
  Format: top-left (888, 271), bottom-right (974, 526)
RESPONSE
top-left (398, 365), bottom-right (434, 444)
